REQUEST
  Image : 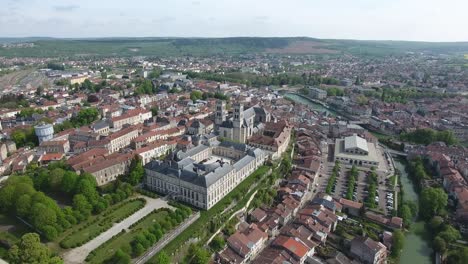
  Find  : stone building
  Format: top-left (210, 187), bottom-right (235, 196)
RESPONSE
top-left (145, 140), bottom-right (267, 209)
top-left (217, 101), bottom-right (270, 143)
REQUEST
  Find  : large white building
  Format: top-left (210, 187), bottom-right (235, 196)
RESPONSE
top-left (334, 134), bottom-right (379, 168)
top-left (144, 140), bottom-right (267, 209)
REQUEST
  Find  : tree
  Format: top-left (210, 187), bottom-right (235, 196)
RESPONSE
top-left (132, 243), bottom-right (145, 257)
top-left (391, 230), bottom-right (404, 258)
top-left (70, 108), bottom-right (99, 127)
top-left (433, 236), bottom-right (447, 253)
top-left (419, 187), bottom-right (447, 220)
top-left (447, 248), bottom-right (468, 264)
top-left (148, 68), bottom-right (162, 79)
top-left (430, 216), bottom-right (444, 231)
top-left (355, 76), bottom-right (362, 85)
top-left (190, 91), bottom-right (203, 102)
top-left (438, 225), bottom-right (461, 243)
top-left (61, 171), bottom-right (78, 194)
top-left (30, 203), bottom-right (57, 229)
top-left (8, 233), bottom-right (62, 264)
top-left (75, 178), bottom-right (99, 205)
top-left (151, 106), bottom-right (159, 116)
top-left (154, 251), bottom-right (170, 264)
top-left (108, 249), bottom-right (131, 264)
top-left (49, 168), bottom-right (65, 190)
top-left (16, 194), bottom-right (32, 218)
top-left (209, 235), bottom-right (226, 251)
top-left (72, 194), bottom-right (92, 217)
top-left (185, 244), bottom-right (210, 264)
top-left (127, 156), bottom-right (144, 185)
top-left (400, 204), bottom-right (413, 227)
top-left (356, 95), bottom-right (368, 106)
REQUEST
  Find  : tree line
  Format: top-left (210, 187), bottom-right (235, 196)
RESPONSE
top-left (401, 128), bottom-right (458, 146)
top-left (406, 157), bottom-right (467, 263)
top-left (0, 162), bottom-right (134, 242)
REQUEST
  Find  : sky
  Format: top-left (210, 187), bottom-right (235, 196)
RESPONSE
top-left (1, 0), bottom-right (468, 42)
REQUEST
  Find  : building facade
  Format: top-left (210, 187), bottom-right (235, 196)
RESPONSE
top-left (145, 140), bottom-right (267, 209)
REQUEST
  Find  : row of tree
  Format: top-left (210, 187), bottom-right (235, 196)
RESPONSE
top-left (325, 161), bottom-right (340, 194)
top-left (346, 165), bottom-right (358, 200)
top-left (185, 71), bottom-right (342, 88)
top-left (365, 169), bottom-right (378, 208)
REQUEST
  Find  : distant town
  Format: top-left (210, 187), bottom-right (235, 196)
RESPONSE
top-left (0, 38), bottom-right (467, 264)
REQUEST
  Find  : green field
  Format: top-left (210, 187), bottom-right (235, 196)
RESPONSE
top-left (2, 37), bottom-right (468, 58)
top-left (59, 199), bottom-right (145, 249)
top-left (86, 209), bottom-right (169, 264)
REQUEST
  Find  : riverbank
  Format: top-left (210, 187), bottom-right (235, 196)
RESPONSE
top-left (284, 93), bottom-right (336, 116)
top-left (394, 159), bottom-right (432, 264)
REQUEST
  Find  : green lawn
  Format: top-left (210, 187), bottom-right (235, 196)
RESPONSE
top-left (86, 209), bottom-right (169, 264)
top-left (59, 199), bottom-right (145, 249)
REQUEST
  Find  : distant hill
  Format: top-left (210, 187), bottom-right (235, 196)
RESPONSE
top-left (1, 37), bottom-right (468, 57)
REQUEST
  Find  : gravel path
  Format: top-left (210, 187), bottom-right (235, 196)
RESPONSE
top-left (62, 196), bottom-right (173, 264)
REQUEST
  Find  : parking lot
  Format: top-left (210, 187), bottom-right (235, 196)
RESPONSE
top-left (318, 161), bottom-right (396, 215)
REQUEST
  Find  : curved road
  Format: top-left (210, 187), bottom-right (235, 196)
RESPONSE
top-left (62, 196), bottom-right (173, 264)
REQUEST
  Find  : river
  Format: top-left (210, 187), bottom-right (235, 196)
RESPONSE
top-left (394, 159), bottom-right (432, 264)
top-left (284, 93), bottom-right (335, 116)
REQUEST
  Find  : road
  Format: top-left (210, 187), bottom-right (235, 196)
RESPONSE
top-left (62, 196), bottom-right (173, 264)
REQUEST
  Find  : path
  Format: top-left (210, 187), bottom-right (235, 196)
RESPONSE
top-left (62, 196), bottom-right (173, 264)
top-left (206, 189), bottom-right (259, 245)
top-left (133, 212), bottom-right (201, 264)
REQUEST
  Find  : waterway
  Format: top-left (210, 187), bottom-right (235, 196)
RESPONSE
top-left (284, 93), bottom-right (335, 116)
top-left (394, 159), bottom-right (432, 264)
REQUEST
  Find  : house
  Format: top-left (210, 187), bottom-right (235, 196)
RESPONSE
top-left (271, 235), bottom-right (315, 264)
top-left (350, 236), bottom-right (387, 264)
top-left (37, 139), bottom-right (70, 154)
top-left (250, 208), bottom-right (268, 223)
top-left (338, 198), bottom-right (363, 216)
top-left (219, 224), bottom-right (268, 264)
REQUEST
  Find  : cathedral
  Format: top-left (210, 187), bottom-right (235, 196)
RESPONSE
top-left (215, 100), bottom-right (271, 143)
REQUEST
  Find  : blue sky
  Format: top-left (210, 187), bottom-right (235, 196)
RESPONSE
top-left (1, 0), bottom-right (467, 41)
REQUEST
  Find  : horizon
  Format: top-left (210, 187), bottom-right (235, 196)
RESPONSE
top-left (2, 0), bottom-right (468, 42)
top-left (2, 36), bottom-right (468, 44)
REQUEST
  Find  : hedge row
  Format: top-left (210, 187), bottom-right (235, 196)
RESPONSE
top-left (60, 198), bottom-right (145, 248)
